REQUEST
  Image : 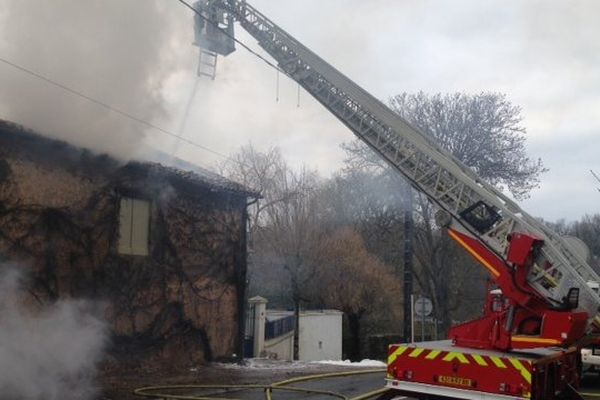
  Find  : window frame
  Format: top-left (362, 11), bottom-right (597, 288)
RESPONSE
top-left (117, 195), bottom-right (152, 256)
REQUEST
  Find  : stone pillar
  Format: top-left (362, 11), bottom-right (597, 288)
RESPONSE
top-left (248, 296), bottom-right (267, 358)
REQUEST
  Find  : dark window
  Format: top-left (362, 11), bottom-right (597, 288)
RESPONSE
top-left (459, 201), bottom-right (501, 234)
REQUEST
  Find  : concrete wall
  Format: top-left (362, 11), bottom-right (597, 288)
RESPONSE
top-left (264, 331), bottom-right (294, 361)
top-left (299, 311), bottom-right (343, 361)
top-left (251, 303), bottom-right (343, 362)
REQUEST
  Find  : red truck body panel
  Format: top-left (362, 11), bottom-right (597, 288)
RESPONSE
top-left (386, 340), bottom-right (581, 399)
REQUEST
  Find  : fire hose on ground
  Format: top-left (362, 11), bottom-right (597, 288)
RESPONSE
top-left (133, 368), bottom-right (388, 400)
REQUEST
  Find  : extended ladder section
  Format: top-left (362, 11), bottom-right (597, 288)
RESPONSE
top-left (196, 0), bottom-right (600, 331)
top-left (197, 49), bottom-right (218, 79)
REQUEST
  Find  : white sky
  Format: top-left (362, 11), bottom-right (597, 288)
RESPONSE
top-left (159, 0), bottom-right (599, 221)
top-left (1, 0), bottom-right (598, 221)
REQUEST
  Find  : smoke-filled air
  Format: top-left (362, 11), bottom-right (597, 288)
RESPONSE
top-left (0, 267), bottom-right (107, 400)
top-left (0, 0), bottom-right (186, 160)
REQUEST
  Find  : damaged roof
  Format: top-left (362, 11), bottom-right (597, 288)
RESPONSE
top-left (0, 119), bottom-right (259, 198)
top-left (131, 161), bottom-right (259, 198)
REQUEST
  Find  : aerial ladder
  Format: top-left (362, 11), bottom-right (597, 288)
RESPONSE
top-left (190, 1), bottom-right (600, 398)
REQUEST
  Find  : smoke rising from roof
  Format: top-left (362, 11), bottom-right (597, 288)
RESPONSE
top-left (0, 0), bottom-right (184, 160)
top-left (0, 0), bottom-right (598, 218)
top-left (0, 266), bottom-right (107, 400)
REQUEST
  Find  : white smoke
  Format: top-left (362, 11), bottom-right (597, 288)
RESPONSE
top-left (0, 267), bottom-right (107, 400)
top-left (0, 0), bottom-right (187, 161)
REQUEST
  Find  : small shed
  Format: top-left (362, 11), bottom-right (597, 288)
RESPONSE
top-left (298, 310), bottom-right (343, 361)
top-left (247, 297), bottom-right (343, 361)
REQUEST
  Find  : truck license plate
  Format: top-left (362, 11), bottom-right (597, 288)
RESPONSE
top-left (593, 347), bottom-right (600, 356)
top-left (438, 375), bottom-right (474, 388)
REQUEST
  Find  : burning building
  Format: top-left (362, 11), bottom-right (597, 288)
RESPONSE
top-left (0, 120), bottom-right (257, 367)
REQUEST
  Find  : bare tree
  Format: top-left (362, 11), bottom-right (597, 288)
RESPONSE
top-left (220, 144), bottom-right (296, 236)
top-left (345, 92), bottom-right (546, 199)
top-left (390, 92), bottom-right (547, 199)
top-left (343, 92), bottom-right (546, 332)
top-left (259, 165), bottom-right (322, 359)
top-left (543, 214), bottom-right (600, 271)
top-left (221, 144), bottom-right (321, 359)
top-left (315, 168), bottom-right (406, 269)
top-left (570, 215), bottom-right (600, 268)
top-left (314, 169), bottom-right (407, 352)
top-left (310, 227), bottom-right (402, 360)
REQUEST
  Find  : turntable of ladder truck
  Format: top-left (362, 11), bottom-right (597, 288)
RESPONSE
top-left (189, 1), bottom-right (600, 398)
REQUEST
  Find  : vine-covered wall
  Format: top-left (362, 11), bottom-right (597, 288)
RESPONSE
top-left (0, 121), bottom-right (250, 367)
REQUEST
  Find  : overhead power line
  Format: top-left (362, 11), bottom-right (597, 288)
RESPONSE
top-left (1, 0), bottom-right (288, 170)
top-left (0, 56), bottom-right (233, 162)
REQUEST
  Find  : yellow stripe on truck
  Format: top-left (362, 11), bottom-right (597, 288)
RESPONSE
top-left (490, 356), bottom-right (507, 368)
top-left (387, 346), bottom-right (407, 366)
top-left (447, 229), bottom-right (500, 278)
top-left (442, 352), bottom-right (470, 364)
top-left (425, 350), bottom-right (441, 360)
top-left (387, 345), bottom-right (532, 389)
top-left (409, 348), bottom-right (425, 358)
top-left (471, 354), bottom-right (488, 366)
top-left (512, 336), bottom-right (561, 345)
top-left (509, 358), bottom-right (532, 385)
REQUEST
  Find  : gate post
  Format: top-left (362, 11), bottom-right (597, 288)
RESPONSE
top-left (249, 296), bottom-right (268, 358)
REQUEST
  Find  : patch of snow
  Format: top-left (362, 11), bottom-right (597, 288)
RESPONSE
top-left (214, 358), bottom-right (313, 370)
top-left (313, 359), bottom-right (386, 367)
top-left (212, 358), bottom-right (386, 370)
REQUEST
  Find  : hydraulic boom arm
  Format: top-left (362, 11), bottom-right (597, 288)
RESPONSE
top-left (191, 0), bottom-right (600, 349)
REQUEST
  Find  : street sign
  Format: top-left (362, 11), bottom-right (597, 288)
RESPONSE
top-left (414, 297), bottom-right (433, 317)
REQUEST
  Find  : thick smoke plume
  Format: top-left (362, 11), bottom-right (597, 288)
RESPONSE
top-left (0, 0), bottom-right (185, 160)
top-left (0, 267), bottom-right (107, 400)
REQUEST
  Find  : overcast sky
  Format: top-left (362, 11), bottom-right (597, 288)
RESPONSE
top-left (0, 0), bottom-right (598, 221)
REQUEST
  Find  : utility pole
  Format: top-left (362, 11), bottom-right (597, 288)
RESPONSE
top-left (403, 182), bottom-right (414, 342)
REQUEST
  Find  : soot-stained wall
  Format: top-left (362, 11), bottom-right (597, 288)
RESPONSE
top-left (0, 120), bottom-right (252, 367)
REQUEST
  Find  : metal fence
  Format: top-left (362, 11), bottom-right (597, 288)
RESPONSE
top-left (244, 303), bottom-right (255, 357)
top-left (265, 315), bottom-right (294, 340)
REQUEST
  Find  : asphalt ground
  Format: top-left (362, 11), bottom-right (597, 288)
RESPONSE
top-left (581, 371), bottom-right (600, 399)
top-left (132, 368), bottom-right (388, 400)
top-left (132, 368), bottom-right (600, 400)
top-left (273, 372), bottom-right (386, 400)
top-left (281, 371), bottom-right (600, 400)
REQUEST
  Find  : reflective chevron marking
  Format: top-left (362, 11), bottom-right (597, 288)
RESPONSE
top-left (472, 354), bottom-right (488, 366)
top-left (409, 348), bottom-right (425, 358)
top-left (490, 356), bottom-right (507, 368)
top-left (387, 345), bottom-right (408, 366)
top-left (509, 358), bottom-right (532, 384)
top-left (387, 345), bottom-right (533, 388)
top-left (443, 352), bottom-right (470, 364)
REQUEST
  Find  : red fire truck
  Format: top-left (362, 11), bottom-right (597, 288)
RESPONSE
top-left (189, 2), bottom-right (600, 398)
top-left (387, 286), bottom-right (586, 399)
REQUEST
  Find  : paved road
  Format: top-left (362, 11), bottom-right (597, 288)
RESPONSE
top-left (159, 371), bottom-right (389, 400)
top-left (581, 371), bottom-right (600, 399)
top-left (279, 370), bottom-right (600, 400)
top-left (139, 369), bottom-right (600, 400)
top-left (277, 372), bottom-right (386, 400)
